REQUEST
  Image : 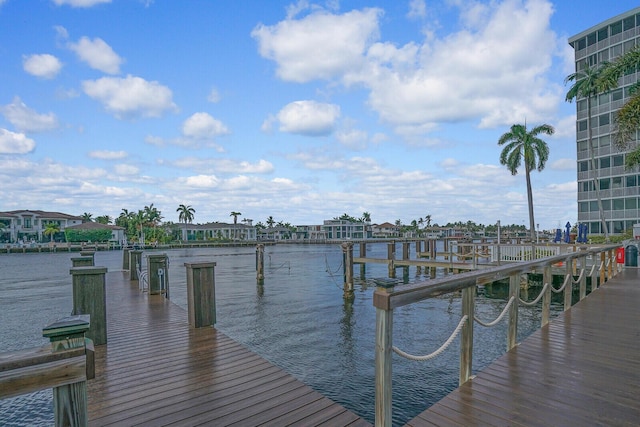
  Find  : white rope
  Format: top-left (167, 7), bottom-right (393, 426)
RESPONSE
top-left (550, 274), bottom-right (571, 293)
top-left (519, 283), bottom-right (550, 306)
top-left (474, 296), bottom-right (515, 327)
top-left (392, 315), bottom-right (468, 361)
top-left (589, 263), bottom-right (597, 277)
top-left (571, 268), bottom-right (585, 285)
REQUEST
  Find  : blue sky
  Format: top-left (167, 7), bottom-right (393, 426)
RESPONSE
top-left (0, 0), bottom-right (638, 229)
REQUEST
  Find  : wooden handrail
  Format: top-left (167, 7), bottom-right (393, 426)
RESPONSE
top-left (0, 346), bottom-right (86, 400)
top-left (373, 244), bottom-right (620, 427)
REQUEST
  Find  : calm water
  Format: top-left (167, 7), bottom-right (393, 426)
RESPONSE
top-left (0, 243), bottom-right (557, 426)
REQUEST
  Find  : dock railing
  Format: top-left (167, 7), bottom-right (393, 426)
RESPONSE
top-left (373, 244), bottom-right (620, 427)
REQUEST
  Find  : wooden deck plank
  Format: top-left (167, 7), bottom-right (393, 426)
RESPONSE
top-left (88, 271), bottom-right (371, 426)
top-left (408, 268), bottom-right (640, 426)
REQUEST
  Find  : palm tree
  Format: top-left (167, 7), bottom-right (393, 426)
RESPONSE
top-left (425, 214), bottom-right (432, 228)
top-left (176, 204), bottom-right (195, 242)
top-left (498, 123), bottom-right (554, 241)
top-left (177, 204), bottom-right (195, 224)
top-left (95, 215), bottom-right (112, 224)
top-left (598, 46), bottom-right (640, 164)
top-left (81, 212), bottom-right (93, 223)
top-left (43, 222), bottom-right (60, 242)
top-left (566, 62), bottom-right (616, 241)
top-left (361, 211), bottom-right (371, 223)
top-left (266, 216), bottom-right (275, 228)
top-left (230, 211), bottom-right (241, 224)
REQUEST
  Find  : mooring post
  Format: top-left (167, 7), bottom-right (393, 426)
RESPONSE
top-left (342, 242), bottom-right (354, 299)
top-left (460, 285), bottom-right (475, 385)
top-left (184, 262), bottom-right (217, 328)
top-left (542, 265), bottom-right (552, 326)
top-left (70, 266), bottom-right (107, 345)
top-left (579, 251), bottom-right (587, 300)
top-left (387, 241), bottom-right (396, 278)
top-left (122, 246), bottom-right (130, 270)
top-left (564, 261), bottom-right (573, 311)
top-left (374, 282), bottom-right (394, 427)
top-left (256, 244), bottom-right (265, 283)
top-left (359, 242), bottom-right (367, 277)
top-left (42, 315), bottom-right (91, 427)
top-left (147, 254), bottom-right (169, 297)
top-left (129, 250), bottom-right (143, 281)
top-left (71, 256), bottom-right (94, 267)
top-left (507, 273), bottom-right (519, 351)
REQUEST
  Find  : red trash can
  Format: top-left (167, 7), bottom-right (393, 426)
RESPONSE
top-left (616, 247), bottom-right (625, 264)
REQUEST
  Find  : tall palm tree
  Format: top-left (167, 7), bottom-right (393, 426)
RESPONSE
top-left (266, 216), bottom-right (275, 228)
top-left (43, 222), bottom-right (60, 242)
top-left (566, 62), bottom-right (615, 241)
top-left (361, 211), bottom-right (371, 223)
top-left (230, 211), bottom-right (241, 224)
top-left (81, 212), bottom-right (93, 223)
top-left (176, 204), bottom-right (195, 242)
top-left (95, 215), bottom-right (112, 224)
top-left (498, 123), bottom-right (554, 241)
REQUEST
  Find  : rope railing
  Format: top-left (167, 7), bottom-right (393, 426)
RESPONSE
top-left (550, 273), bottom-right (571, 294)
top-left (519, 283), bottom-right (550, 306)
top-left (571, 268), bottom-right (586, 284)
top-left (474, 296), bottom-right (515, 327)
top-left (392, 315), bottom-right (468, 361)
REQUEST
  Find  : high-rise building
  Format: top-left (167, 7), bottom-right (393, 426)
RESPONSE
top-left (569, 7), bottom-right (640, 236)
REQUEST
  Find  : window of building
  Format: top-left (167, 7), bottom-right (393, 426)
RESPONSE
top-left (598, 50), bottom-right (610, 64)
top-left (611, 43), bottom-right (623, 59)
top-left (590, 201), bottom-right (599, 212)
top-left (587, 53), bottom-right (597, 67)
top-left (599, 134), bottom-right (611, 147)
top-left (579, 161), bottom-right (589, 172)
top-left (582, 181), bottom-right (593, 192)
top-left (612, 88), bottom-right (624, 101)
top-left (602, 199), bottom-right (611, 210)
top-left (576, 37), bottom-right (586, 51)
top-left (24, 218), bottom-right (31, 228)
top-left (613, 221), bottom-right (625, 234)
top-left (587, 32), bottom-right (597, 46)
top-left (579, 202), bottom-right (589, 213)
top-left (599, 113), bottom-right (610, 126)
top-left (611, 20), bottom-right (623, 36)
top-left (578, 141), bottom-right (588, 152)
top-left (613, 198), bottom-right (625, 210)
top-left (612, 176), bottom-right (623, 188)
top-left (627, 175), bottom-right (637, 187)
top-left (577, 99), bottom-right (587, 111)
top-left (598, 93), bottom-right (610, 105)
top-left (600, 178), bottom-right (610, 190)
top-left (626, 198), bottom-right (638, 209)
top-left (598, 27), bottom-right (609, 41)
top-left (624, 16), bottom-right (635, 31)
top-left (578, 120), bottom-right (588, 132)
top-left (590, 222), bottom-right (601, 233)
top-left (599, 157), bottom-right (610, 169)
top-left (613, 155), bottom-right (624, 167)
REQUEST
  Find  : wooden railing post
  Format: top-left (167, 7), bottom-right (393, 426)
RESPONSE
top-left (472, 244), bottom-right (478, 269)
top-left (42, 315), bottom-right (91, 427)
top-left (607, 249), bottom-right (613, 280)
top-left (460, 285), bottom-right (475, 385)
top-left (507, 273), bottom-right (519, 351)
top-left (600, 251), bottom-right (606, 286)
top-left (122, 246), bottom-right (130, 270)
top-left (542, 265), bottom-right (552, 326)
top-left (70, 266), bottom-right (107, 345)
top-left (564, 261), bottom-right (573, 311)
top-left (359, 243), bottom-right (367, 277)
top-left (579, 254), bottom-right (587, 300)
top-left (184, 262), bottom-right (217, 328)
top-left (374, 286), bottom-right (394, 427)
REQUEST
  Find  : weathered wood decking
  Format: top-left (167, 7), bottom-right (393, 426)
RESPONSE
top-left (407, 267), bottom-right (640, 426)
top-left (88, 271), bottom-right (371, 427)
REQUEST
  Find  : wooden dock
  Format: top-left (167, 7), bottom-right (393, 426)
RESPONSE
top-left (87, 271), bottom-right (371, 427)
top-left (406, 267), bottom-right (640, 426)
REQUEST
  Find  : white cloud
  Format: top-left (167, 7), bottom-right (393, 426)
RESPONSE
top-left (68, 36), bottom-right (123, 74)
top-left (207, 87), bottom-right (221, 103)
top-left (172, 157), bottom-right (274, 174)
top-left (52, 0), bottom-right (111, 7)
top-left (407, 0), bottom-right (426, 19)
top-left (1, 97), bottom-right (58, 133)
top-left (182, 112), bottom-right (230, 139)
top-left (276, 100), bottom-right (340, 136)
top-left (114, 164), bottom-right (139, 175)
top-left (82, 75), bottom-right (177, 119)
top-left (88, 150), bottom-right (128, 160)
top-left (22, 54), bottom-right (62, 79)
top-left (252, 7), bottom-right (382, 82)
top-left (0, 129), bottom-right (35, 154)
top-left (335, 127), bottom-right (368, 150)
top-left (550, 158), bottom-right (575, 170)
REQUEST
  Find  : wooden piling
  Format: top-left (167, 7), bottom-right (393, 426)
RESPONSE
top-left (184, 262), bottom-right (217, 328)
top-left (342, 242), bottom-right (354, 299)
top-left (256, 244), bottom-right (265, 283)
top-left (147, 254), bottom-right (169, 296)
top-left (70, 266), bottom-right (107, 345)
top-left (129, 250), bottom-right (143, 281)
top-left (122, 247), bottom-right (130, 270)
top-left (387, 242), bottom-right (396, 278)
top-left (71, 256), bottom-right (94, 267)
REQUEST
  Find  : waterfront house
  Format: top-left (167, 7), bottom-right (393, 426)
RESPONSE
top-left (371, 222), bottom-right (400, 238)
top-left (0, 210), bottom-right (83, 244)
top-left (322, 219), bottom-right (371, 240)
top-left (179, 222), bottom-right (257, 241)
top-left (258, 226), bottom-right (293, 241)
top-left (64, 222), bottom-right (126, 245)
